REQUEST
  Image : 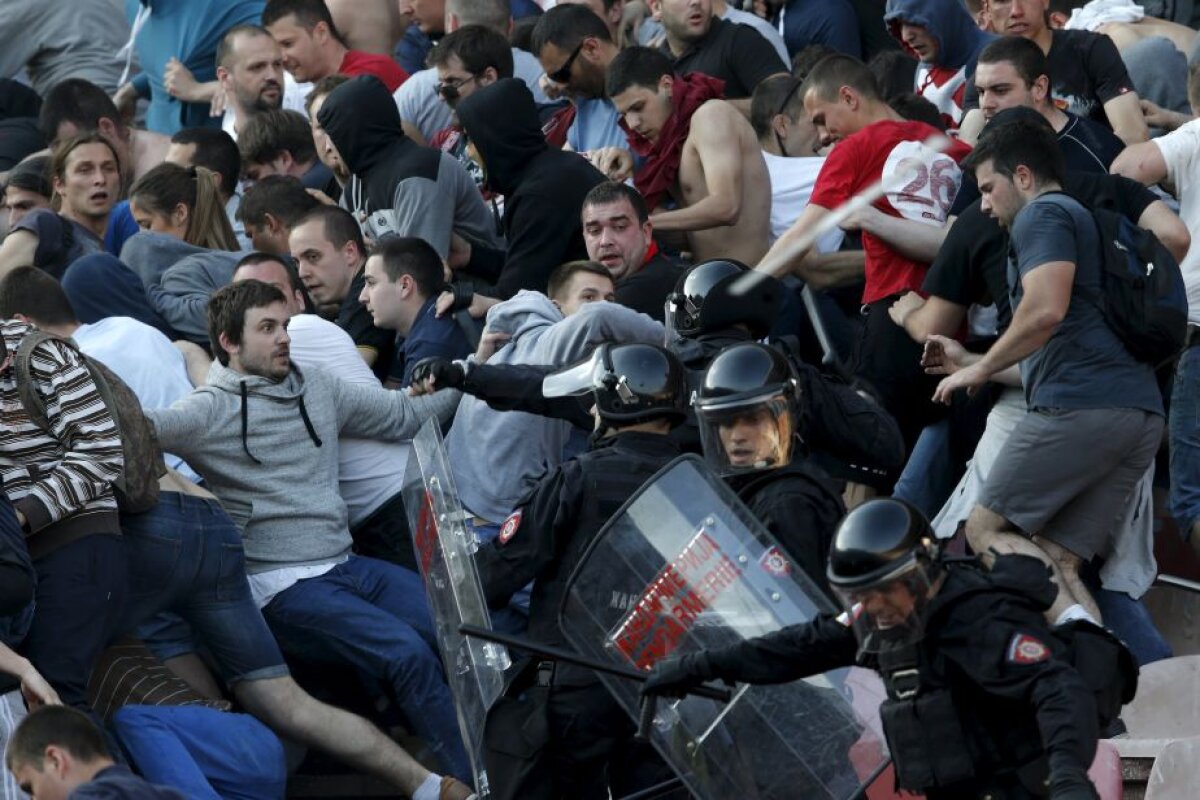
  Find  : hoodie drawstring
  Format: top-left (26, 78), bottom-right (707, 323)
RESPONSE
top-left (297, 395), bottom-right (323, 448)
top-left (240, 382), bottom-right (262, 464)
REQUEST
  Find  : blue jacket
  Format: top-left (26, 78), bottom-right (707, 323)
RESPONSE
top-left (884, 0), bottom-right (994, 69)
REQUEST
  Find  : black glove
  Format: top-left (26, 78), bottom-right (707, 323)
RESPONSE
top-left (641, 652), bottom-right (717, 699)
top-left (1047, 768), bottom-right (1099, 800)
top-left (410, 358), bottom-right (465, 390)
top-left (443, 282), bottom-right (475, 313)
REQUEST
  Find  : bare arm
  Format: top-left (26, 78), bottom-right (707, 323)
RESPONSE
top-left (0, 643), bottom-right (59, 709)
top-left (648, 106), bottom-right (747, 232)
top-left (1137, 199), bottom-right (1191, 264)
top-left (958, 109), bottom-right (986, 145)
top-left (173, 340), bottom-right (213, 387)
top-left (1110, 140), bottom-right (1169, 187)
top-left (933, 261), bottom-right (1073, 403)
top-left (797, 249), bottom-right (865, 289)
top-left (0, 230), bottom-right (37, 280)
top-left (843, 204), bottom-right (953, 263)
top-left (1104, 92), bottom-right (1151, 146)
top-left (890, 292), bottom-right (968, 344)
top-left (757, 203), bottom-right (830, 278)
top-left (401, 120), bottom-right (427, 147)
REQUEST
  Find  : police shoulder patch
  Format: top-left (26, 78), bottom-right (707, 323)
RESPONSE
top-left (758, 545), bottom-right (792, 577)
top-left (498, 510), bottom-right (522, 545)
top-left (1007, 632), bottom-right (1050, 665)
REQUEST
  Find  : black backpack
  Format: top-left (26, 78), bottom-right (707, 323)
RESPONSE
top-left (1092, 207), bottom-right (1188, 366)
top-left (14, 332), bottom-right (166, 514)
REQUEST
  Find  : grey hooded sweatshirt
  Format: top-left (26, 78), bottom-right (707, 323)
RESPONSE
top-left (145, 361), bottom-right (460, 573)
top-left (120, 231), bottom-right (243, 343)
top-left (447, 291), bottom-right (664, 523)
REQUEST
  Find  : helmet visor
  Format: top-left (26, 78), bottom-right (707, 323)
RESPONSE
top-left (542, 347), bottom-right (606, 398)
top-left (695, 392), bottom-right (794, 475)
top-left (832, 560), bottom-right (935, 654)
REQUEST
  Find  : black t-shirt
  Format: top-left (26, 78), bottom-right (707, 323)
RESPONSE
top-left (964, 29), bottom-right (1136, 129)
top-left (657, 17), bottom-right (788, 98)
top-left (615, 252), bottom-right (685, 322)
top-left (923, 172), bottom-right (1157, 331)
top-left (337, 268), bottom-right (398, 382)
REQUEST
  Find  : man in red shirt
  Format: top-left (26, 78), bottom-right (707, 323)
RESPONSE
top-left (758, 53), bottom-right (971, 447)
top-left (264, 0), bottom-right (409, 92)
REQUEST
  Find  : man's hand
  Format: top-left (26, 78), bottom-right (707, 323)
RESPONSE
top-left (888, 291), bottom-right (925, 328)
top-left (641, 652), bottom-right (717, 699)
top-left (1047, 768), bottom-right (1099, 800)
top-left (475, 330), bottom-right (511, 362)
top-left (1140, 98), bottom-right (1191, 132)
top-left (435, 291), bottom-right (458, 318)
top-left (20, 663), bottom-right (60, 709)
top-left (932, 360), bottom-right (991, 404)
top-left (113, 83), bottom-right (140, 125)
top-left (164, 58), bottom-right (215, 104)
top-left (409, 358), bottom-right (465, 396)
top-left (210, 86), bottom-right (228, 118)
top-left (539, 73), bottom-right (569, 101)
top-left (921, 334), bottom-right (972, 376)
top-left (586, 147), bottom-right (635, 182)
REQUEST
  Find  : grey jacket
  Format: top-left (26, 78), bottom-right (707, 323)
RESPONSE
top-left (447, 292), bottom-right (664, 522)
top-left (145, 361), bottom-right (460, 573)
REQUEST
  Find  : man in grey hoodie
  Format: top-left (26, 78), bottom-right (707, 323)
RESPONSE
top-left (143, 280), bottom-right (471, 785)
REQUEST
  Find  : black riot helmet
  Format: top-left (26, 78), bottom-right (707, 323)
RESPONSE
top-left (542, 342), bottom-right (688, 426)
top-left (826, 498), bottom-right (942, 652)
top-left (694, 343), bottom-right (805, 475)
top-left (666, 260), bottom-right (785, 341)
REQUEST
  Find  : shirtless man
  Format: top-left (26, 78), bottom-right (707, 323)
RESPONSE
top-left (606, 46), bottom-right (771, 264)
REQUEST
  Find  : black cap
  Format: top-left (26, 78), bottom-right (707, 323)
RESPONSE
top-left (827, 498), bottom-right (934, 590)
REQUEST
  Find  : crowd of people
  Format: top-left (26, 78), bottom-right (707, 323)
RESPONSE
top-left (1, 0), bottom-right (1200, 797)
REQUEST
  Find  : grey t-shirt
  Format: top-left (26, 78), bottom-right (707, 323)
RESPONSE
top-left (1008, 192), bottom-right (1162, 415)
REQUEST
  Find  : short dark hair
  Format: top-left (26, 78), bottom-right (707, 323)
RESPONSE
top-left (171, 128), bottom-right (242, 197)
top-left (208, 279), bottom-right (288, 365)
top-left (238, 109), bottom-right (317, 168)
top-left (750, 74), bottom-right (803, 139)
top-left (531, 4), bottom-right (612, 58)
top-left (977, 35), bottom-right (1051, 88)
top-left (233, 252), bottom-right (317, 313)
top-left (4, 156), bottom-right (52, 197)
top-left (867, 50), bottom-right (918, 102)
top-left (888, 92), bottom-right (945, 130)
top-left (50, 132), bottom-right (118, 182)
top-left (216, 24), bottom-right (275, 70)
top-left (582, 181), bottom-right (649, 224)
top-left (802, 53), bottom-right (881, 104)
top-left (238, 175), bottom-right (321, 228)
top-left (262, 0), bottom-right (347, 46)
top-left (547, 260), bottom-right (612, 300)
top-left (428, 26), bottom-right (515, 78)
top-left (304, 75), bottom-right (351, 117)
top-left (38, 79), bottom-right (123, 144)
top-left (606, 47), bottom-right (674, 98)
top-left (961, 115), bottom-right (1065, 187)
top-left (293, 205), bottom-right (366, 259)
top-left (369, 237), bottom-right (443, 297)
top-left (791, 44), bottom-right (836, 82)
top-left (6, 707), bottom-right (110, 773)
top-left (0, 266), bottom-right (78, 326)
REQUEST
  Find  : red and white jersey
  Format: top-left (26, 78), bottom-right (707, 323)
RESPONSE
top-left (810, 119), bottom-right (973, 304)
top-left (916, 64), bottom-right (968, 129)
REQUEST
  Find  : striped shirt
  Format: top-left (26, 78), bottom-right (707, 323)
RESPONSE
top-left (0, 321), bottom-right (123, 558)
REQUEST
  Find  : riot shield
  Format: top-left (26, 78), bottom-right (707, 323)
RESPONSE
top-left (404, 419), bottom-right (511, 798)
top-left (560, 455), bottom-right (889, 800)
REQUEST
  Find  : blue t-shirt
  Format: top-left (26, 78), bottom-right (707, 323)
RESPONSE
top-left (1007, 192), bottom-right (1162, 415)
top-left (567, 97), bottom-right (628, 153)
top-left (105, 201), bottom-right (141, 257)
top-left (778, 0), bottom-right (861, 60)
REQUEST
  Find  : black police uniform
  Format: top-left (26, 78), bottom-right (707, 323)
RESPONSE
top-left (476, 431), bottom-right (682, 800)
top-left (662, 555), bottom-right (1103, 799)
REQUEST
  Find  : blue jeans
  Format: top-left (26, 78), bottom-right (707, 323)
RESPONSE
top-left (117, 492), bottom-right (288, 685)
top-left (262, 555), bottom-right (471, 782)
top-left (892, 419), bottom-right (956, 519)
top-left (1093, 589), bottom-right (1173, 666)
top-left (113, 705), bottom-right (286, 800)
top-left (1171, 346), bottom-right (1200, 538)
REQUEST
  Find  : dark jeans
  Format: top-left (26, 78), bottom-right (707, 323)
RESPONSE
top-left (350, 489), bottom-right (418, 573)
top-left (117, 492), bottom-right (288, 685)
top-left (24, 534), bottom-right (127, 709)
top-left (262, 555), bottom-right (472, 782)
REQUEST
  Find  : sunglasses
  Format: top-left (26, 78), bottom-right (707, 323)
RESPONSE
top-left (436, 74), bottom-right (478, 102)
top-left (547, 41), bottom-right (585, 85)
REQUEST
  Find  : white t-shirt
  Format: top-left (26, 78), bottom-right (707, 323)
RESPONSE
top-left (286, 314), bottom-right (406, 527)
top-left (762, 151), bottom-right (845, 253)
top-left (72, 317), bottom-right (201, 482)
top-left (1154, 118), bottom-right (1200, 324)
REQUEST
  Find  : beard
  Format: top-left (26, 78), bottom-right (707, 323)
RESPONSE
top-left (240, 83), bottom-right (284, 114)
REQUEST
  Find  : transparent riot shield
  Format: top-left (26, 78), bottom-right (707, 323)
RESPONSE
top-left (559, 455), bottom-right (889, 800)
top-left (404, 419), bottom-right (511, 798)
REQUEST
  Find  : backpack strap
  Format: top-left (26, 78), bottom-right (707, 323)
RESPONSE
top-left (13, 331), bottom-right (61, 432)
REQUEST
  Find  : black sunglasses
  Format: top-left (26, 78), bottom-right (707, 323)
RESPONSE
top-left (436, 74), bottom-right (478, 102)
top-left (548, 41), bottom-right (585, 84)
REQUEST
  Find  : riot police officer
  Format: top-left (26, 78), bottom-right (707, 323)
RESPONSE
top-left (642, 498), bottom-right (1133, 800)
top-left (694, 342), bottom-right (844, 593)
top-left (476, 342), bottom-right (687, 800)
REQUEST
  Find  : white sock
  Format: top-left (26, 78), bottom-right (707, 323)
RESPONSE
top-left (412, 774), bottom-right (442, 800)
top-left (1055, 603), bottom-right (1098, 627)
